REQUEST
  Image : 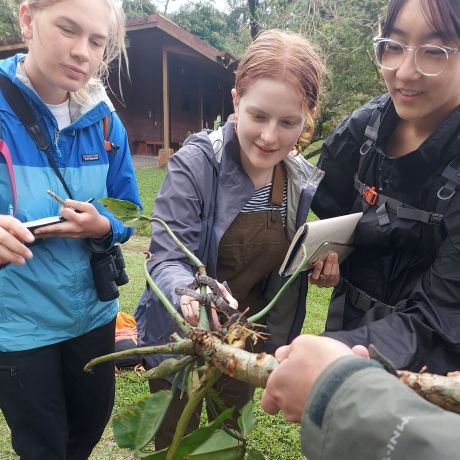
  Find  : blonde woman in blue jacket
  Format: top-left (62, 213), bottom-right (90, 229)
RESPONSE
top-left (0, 0), bottom-right (140, 458)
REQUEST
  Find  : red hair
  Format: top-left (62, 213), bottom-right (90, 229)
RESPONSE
top-left (234, 29), bottom-right (323, 144)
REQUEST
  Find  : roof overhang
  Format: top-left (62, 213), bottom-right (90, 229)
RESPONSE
top-left (126, 14), bottom-right (234, 68)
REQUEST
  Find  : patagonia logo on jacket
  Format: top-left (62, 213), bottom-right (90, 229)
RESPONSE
top-left (81, 153), bottom-right (100, 162)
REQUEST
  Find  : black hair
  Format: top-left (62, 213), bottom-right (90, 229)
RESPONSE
top-left (382, 0), bottom-right (460, 43)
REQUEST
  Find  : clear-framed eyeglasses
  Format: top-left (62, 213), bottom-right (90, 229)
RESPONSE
top-left (372, 36), bottom-right (460, 77)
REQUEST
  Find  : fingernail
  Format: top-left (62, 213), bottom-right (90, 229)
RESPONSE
top-left (24, 233), bottom-right (35, 243)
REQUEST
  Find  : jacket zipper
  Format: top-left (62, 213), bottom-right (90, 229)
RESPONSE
top-left (53, 129), bottom-right (62, 157)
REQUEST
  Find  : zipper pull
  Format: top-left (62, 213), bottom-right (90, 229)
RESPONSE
top-left (53, 129), bottom-right (62, 157)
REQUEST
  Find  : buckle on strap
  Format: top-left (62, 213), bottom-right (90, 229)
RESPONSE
top-left (359, 139), bottom-right (373, 155)
top-left (347, 284), bottom-right (379, 312)
top-left (345, 280), bottom-right (408, 313)
top-left (362, 185), bottom-right (378, 205)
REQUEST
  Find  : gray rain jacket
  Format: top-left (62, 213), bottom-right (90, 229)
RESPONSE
top-left (135, 120), bottom-right (323, 368)
top-left (302, 356), bottom-right (460, 460)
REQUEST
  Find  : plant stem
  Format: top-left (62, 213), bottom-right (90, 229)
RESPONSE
top-left (152, 217), bottom-right (204, 269)
top-left (83, 340), bottom-right (194, 373)
top-left (151, 217), bottom-right (211, 330)
top-left (144, 257), bottom-right (191, 334)
top-left (197, 266), bottom-right (211, 330)
top-left (166, 367), bottom-right (222, 460)
top-left (247, 246), bottom-right (308, 323)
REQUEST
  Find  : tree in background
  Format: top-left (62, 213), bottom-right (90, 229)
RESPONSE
top-left (170, 2), bottom-right (228, 50)
top-left (168, 0), bottom-right (387, 137)
top-left (0, 0), bottom-right (388, 140)
top-left (0, 0), bottom-right (20, 41)
top-left (253, 0), bottom-right (388, 136)
top-left (123, 0), bottom-right (157, 19)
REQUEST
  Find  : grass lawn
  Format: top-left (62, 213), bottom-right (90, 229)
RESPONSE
top-left (0, 166), bottom-right (330, 460)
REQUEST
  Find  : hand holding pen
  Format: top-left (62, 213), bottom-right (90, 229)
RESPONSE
top-left (34, 191), bottom-right (110, 240)
top-left (47, 190), bottom-right (94, 209)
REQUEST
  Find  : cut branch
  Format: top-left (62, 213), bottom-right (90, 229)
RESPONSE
top-left (84, 339), bottom-right (194, 373)
top-left (398, 370), bottom-right (460, 414)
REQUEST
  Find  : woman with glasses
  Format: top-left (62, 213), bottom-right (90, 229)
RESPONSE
top-left (311, 0), bottom-right (460, 375)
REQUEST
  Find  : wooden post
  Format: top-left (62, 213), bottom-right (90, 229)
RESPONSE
top-left (159, 148), bottom-right (174, 168)
top-left (162, 49), bottom-right (170, 150)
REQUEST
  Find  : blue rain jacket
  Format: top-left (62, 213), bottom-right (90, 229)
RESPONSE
top-left (0, 54), bottom-right (141, 351)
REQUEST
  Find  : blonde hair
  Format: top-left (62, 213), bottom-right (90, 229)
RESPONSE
top-left (235, 29), bottom-right (323, 148)
top-left (23, 0), bottom-right (128, 101)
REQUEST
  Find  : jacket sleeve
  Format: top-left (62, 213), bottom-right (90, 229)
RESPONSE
top-left (97, 112), bottom-right (142, 244)
top-left (301, 356), bottom-right (460, 460)
top-left (324, 191), bottom-right (460, 373)
top-left (145, 145), bottom-right (213, 310)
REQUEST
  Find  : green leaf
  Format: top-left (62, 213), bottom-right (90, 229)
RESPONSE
top-left (189, 430), bottom-right (245, 459)
top-left (237, 399), bottom-right (255, 436)
top-left (142, 408), bottom-right (235, 459)
top-left (112, 390), bottom-right (173, 450)
top-left (98, 197), bottom-right (149, 228)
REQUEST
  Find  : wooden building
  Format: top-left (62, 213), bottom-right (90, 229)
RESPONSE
top-left (0, 14), bottom-right (236, 155)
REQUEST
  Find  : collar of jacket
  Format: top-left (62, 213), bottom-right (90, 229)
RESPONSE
top-left (376, 94), bottom-right (460, 169)
top-left (0, 54), bottom-right (113, 130)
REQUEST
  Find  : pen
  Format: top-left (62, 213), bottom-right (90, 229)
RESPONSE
top-left (47, 190), bottom-right (71, 208)
top-left (47, 190), bottom-right (95, 207)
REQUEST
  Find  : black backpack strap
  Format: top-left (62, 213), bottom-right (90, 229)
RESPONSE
top-left (428, 156), bottom-right (460, 251)
top-left (354, 96), bottom-right (392, 214)
top-left (356, 95), bottom-right (391, 176)
top-left (0, 75), bottom-right (73, 199)
top-left (354, 175), bottom-right (443, 225)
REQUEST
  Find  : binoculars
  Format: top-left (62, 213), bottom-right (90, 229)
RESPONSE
top-left (90, 245), bottom-right (129, 301)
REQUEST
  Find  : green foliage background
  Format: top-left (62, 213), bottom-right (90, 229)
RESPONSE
top-left (0, 0), bottom-right (388, 137)
top-left (0, 0), bottom-right (19, 41)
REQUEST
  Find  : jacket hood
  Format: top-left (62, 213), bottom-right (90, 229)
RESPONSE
top-left (182, 119), bottom-right (242, 174)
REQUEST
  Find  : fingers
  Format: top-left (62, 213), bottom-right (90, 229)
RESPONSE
top-left (34, 200), bottom-right (111, 239)
top-left (180, 296), bottom-right (199, 326)
top-left (274, 344), bottom-right (290, 361)
top-left (210, 308), bottom-right (222, 329)
top-left (309, 252), bottom-right (340, 288)
top-left (217, 281), bottom-right (238, 310)
top-left (261, 390), bottom-right (280, 416)
top-left (0, 216), bottom-right (35, 265)
top-left (180, 279), bottom-right (238, 328)
top-left (263, 335), bottom-right (356, 423)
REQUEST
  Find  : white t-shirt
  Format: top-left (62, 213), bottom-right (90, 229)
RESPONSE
top-left (46, 99), bottom-right (71, 130)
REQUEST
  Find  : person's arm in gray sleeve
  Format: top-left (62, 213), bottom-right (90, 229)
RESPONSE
top-left (261, 335), bottom-right (460, 460)
top-left (302, 356), bottom-right (460, 460)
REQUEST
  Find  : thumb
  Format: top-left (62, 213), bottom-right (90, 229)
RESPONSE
top-left (351, 345), bottom-right (370, 359)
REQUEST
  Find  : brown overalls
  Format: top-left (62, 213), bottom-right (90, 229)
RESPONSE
top-left (150, 163), bottom-right (289, 449)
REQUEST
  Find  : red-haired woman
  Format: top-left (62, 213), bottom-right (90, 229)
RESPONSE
top-left (135, 29), bottom-right (335, 448)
